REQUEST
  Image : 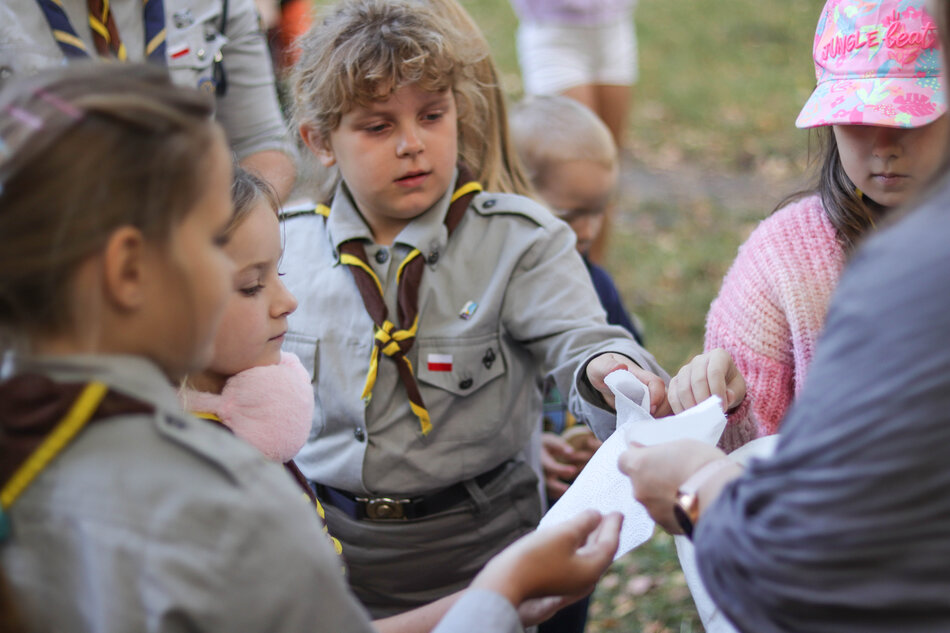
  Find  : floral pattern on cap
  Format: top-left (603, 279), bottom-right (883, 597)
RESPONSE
top-left (796, 0), bottom-right (946, 128)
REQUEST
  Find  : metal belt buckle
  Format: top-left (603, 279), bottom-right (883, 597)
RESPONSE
top-left (357, 496), bottom-right (412, 520)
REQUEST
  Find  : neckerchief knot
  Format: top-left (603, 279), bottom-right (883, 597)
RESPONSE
top-left (337, 165), bottom-right (482, 435)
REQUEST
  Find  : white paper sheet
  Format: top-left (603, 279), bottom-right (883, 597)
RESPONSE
top-left (538, 371), bottom-right (728, 560)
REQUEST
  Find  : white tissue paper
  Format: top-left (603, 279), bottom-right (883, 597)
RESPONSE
top-left (538, 370), bottom-right (728, 560)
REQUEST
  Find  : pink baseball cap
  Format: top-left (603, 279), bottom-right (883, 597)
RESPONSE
top-left (796, 0), bottom-right (946, 129)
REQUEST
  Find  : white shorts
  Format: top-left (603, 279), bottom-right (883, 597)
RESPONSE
top-left (516, 18), bottom-right (638, 95)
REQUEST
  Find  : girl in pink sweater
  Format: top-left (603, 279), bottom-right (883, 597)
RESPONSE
top-left (669, 0), bottom-right (949, 451)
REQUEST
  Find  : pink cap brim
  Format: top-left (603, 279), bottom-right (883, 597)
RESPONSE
top-left (797, 75), bottom-right (946, 128)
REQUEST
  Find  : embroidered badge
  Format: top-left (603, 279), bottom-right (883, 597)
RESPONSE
top-left (427, 354), bottom-right (453, 372)
top-left (197, 77), bottom-right (217, 94)
top-left (459, 301), bottom-right (478, 320)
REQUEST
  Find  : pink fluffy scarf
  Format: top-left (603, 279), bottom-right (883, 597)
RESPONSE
top-left (181, 352), bottom-right (313, 463)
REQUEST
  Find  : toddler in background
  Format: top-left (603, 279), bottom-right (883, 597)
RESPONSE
top-left (511, 95), bottom-right (643, 346)
top-left (285, 0), bottom-right (666, 617)
top-left (668, 0), bottom-right (948, 451)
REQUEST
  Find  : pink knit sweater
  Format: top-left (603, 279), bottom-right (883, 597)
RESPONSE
top-left (706, 195), bottom-right (846, 451)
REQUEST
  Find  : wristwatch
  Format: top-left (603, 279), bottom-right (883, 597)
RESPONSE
top-left (672, 459), bottom-right (736, 539)
top-left (673, 487), bottom-right (700, 538)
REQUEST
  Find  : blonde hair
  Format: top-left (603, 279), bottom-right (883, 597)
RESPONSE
top-left (292, 0), bottom-right (534, 197)
top-left (411, 0), bottom-right (535, 196)
top-left (510, 95), bottom-right (617, 189)
top-left (0, 63), bottom-right (220, 344)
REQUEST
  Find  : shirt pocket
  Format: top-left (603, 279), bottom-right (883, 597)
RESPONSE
top-left (165, 5), bottom-right (226, 91)
top-left (415, 332), bottom-right (507, 442)
top-left (283, 332), bottom-right (325, 439)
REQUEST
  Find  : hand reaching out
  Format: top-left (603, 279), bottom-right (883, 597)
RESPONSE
top-left (586, 353), bottom-right (667, 415)
top-left (472, 510), bottom-right (622, 607)
top-left (541, 429), bottom-right (603, 501)
top-left (618, 440), bottom-right (727, 533)
top-left (668, 349), bottom-right (746, 414)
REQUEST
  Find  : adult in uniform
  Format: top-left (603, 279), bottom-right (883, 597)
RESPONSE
top-left (0, 0), bottom-right (296, 198)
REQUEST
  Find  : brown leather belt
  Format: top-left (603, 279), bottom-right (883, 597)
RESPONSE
top-left (312, 460), bottom-right (511, 521)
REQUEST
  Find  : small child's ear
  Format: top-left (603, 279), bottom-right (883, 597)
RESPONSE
top-left (299, 125), bottom-right (336, 167)
top-left (102, 226), bottom-right (148, 310)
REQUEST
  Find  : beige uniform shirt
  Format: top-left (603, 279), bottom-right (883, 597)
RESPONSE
top-left (282, 175), bottom-right (668, 496)
top-left (0, 354), bottom-right (523, 632)
top-left (0, 0), bottom-right (292, 159)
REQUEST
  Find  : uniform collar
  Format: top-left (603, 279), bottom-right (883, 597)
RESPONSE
top-left (327, 168), bottom-right (459, 259)
top-left (13, 354), bottom-right (184, 417)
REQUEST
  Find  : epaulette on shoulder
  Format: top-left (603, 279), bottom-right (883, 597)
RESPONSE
top-left (470, 192), bottom-right (554, 228)
top-left (279, 204), bottom-right (331, 222)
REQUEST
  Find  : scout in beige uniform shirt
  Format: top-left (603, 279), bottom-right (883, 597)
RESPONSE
top-left (0, 0), bottom-right (292, 162)
top-left (281, 171), bottom-right (667, 615)
top-left (0, 354), bottom-right (525, 633)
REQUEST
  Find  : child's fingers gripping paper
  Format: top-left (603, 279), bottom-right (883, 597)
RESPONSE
top-left (539, 371), bottom-right (728, 560)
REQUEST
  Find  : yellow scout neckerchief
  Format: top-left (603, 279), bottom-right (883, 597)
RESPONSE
top-left (0, 377), bottom-right (154, 541)
top-left (282, 166), bottom-right (482, 435)
top-left (338, 168), bottom-right (481, 435)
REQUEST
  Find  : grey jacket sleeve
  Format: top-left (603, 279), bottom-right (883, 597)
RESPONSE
top-left (213, 0), bottom-right (295, 160)
top-left (432, 590), bottom-right (522, 633)
top-left (501, 214), bottom-right (667, 440)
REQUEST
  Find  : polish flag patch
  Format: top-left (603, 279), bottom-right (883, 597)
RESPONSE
top-left (427, 354), bottom-right (453, 372)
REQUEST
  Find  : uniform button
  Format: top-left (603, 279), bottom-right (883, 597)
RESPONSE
top-left (458, 378), bottom-right (473, 390)
top-left (354, 427), bottom-right (366, 442)
top-left (482, 199), bottom-right (496, 209)
top-left (197, 48), bottom-right (206, 60)
top-left (427, 251), bottom-right (439, 265)
top-left (375, 249), bottom-right (389, 264)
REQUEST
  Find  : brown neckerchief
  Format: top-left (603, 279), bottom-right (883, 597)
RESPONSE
top-left (86, 0), bottom-right (125, 58)
top-left (337, 164), bottom-right (481, 435)
top-left (0, 373), bottom-right (154, 486)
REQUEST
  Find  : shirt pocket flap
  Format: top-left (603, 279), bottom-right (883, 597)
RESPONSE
top-left (165, 7), bottom-right (226, 72)
top-left (416, 334), bottom-right (505, 397)
top-left (283, 332), bottom-right (319, 384)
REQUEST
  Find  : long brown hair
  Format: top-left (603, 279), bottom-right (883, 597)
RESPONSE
top-left (775, 127), bottom-right (880, 252)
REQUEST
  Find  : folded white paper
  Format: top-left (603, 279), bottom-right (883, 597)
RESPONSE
top-left (538, 370), bottom-right (728, 560)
